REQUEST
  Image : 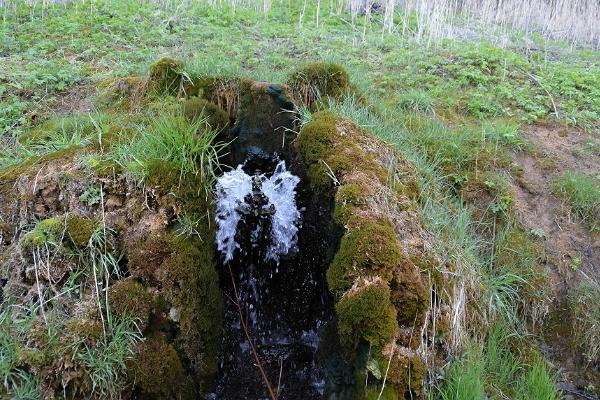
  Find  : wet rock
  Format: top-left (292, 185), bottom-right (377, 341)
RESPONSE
top-left (229, 81), bottom-right (296, 166)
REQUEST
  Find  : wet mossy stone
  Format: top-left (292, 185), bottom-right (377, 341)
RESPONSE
top-left (327, 220), bottom-right (402, 295)
top-left (336, 282), bottom-right (398, 352)
top-left (148, 57), bottom-right (185, 96)
top-left (288, 62), bottom-right (351, 109)
top-left (128, 337), bottom-right (192, 399)
top-left (229, 80), bottom-right (296, 165)
top-left (127, 233), bottom-right (222, 387)
top-left (108, 278), bottom-right (153, 330)
top-left (183, 96), bottom-right (230, 133)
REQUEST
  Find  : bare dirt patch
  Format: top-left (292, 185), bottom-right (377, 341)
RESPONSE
top-left (511, 124), bottom-right (600, 396)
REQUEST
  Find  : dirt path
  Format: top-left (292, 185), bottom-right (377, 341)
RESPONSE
top-left (511, 124), bottom-right (600, 397)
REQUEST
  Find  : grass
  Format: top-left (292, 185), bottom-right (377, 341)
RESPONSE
top-left (434, 322), bottom-right (561, 400)
top-left (76, 316), bottom-right (142, 398)
top-left (552, 171), bottom-right (600, 231)
top-left (517, 356), bottom-right (561, 400)
top-left (568, 280), bottom-right (600, 363)
top-left (108, 112), bottom-right (222, 187)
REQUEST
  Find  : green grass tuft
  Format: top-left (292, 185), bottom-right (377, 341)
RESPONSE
top-left (552, 171), bottom-right (600, 230)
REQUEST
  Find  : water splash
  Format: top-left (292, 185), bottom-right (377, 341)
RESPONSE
top-left (215, 160), bottom-right (301, 263)
top-left (215, 165), bottom-right (253, 262)
top-left (262, 161), bottom-right (301, 262)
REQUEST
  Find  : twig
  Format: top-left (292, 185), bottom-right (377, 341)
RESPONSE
top-left (522, 68), bottom-right (559, 119)
top-left (276, 357), bottom-right (283, 398)
top-left (377, 339), bottom-right (396, 400)
top-left (228, 264), bottom-right (277, 400)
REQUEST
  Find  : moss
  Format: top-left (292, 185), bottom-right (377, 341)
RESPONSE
top-left (183, 96), bottom-right (230, 133)
top-left (389, 261), bottom-right (429, 327)
top-left (0, 146), bottom-right (82, 181)
top-left (65, 215), bottom-right (95, 248)
top-left (113, 76), bottom-right (146, 97)
top-left (327, 220), bottom-right (402, 295)
top-left (65, 318), bottom-right (104, 346)
top-left (296, 111), bottom-right (356, 192)
top-left (108, 278), bottom-right (153, 330)
top-left (336, 282), bottom-right (398, 352)
top-left (364, 384), bottom-right (398, 400)
top-left (333, 184), bottom-right (366, 226)
top-left (87, 157), bottom-right (123, 178)
top-left (383, 351), bottom-right (427, 396)
top-left (127, 232), bottom-right (222, 387)
top-left (128, 337), bottom-right (191, 399)
top-left (20, 217), bottom-right (64, 251)
top-left (145, 159), bottom-right (181, 192)
top-left (296, 111), bottom-right (337, 165)
top-left (288, 62), bottom-right (352, 109)
top-left (148, 57), bottom-right (185, 96)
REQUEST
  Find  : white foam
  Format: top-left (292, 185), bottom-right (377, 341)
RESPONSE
top-left (262, 161), bottom-right (301, 263)
top-left (215, 165), bottom-right (253, 262)
top-left (214, 160), bottom-right (301, 264)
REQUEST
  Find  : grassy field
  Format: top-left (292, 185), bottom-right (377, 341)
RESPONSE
top-left (1, 0), bottom-right (599, 399)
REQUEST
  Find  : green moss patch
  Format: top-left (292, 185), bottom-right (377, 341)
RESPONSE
top-left (127, 232), bottom-right (222, 387)
top-left (108, 278), bottom-right (153, 330)
top-left (148, 56), bottom-right (185, 96)
top-left (65, 215), bottom-right (96, 248)
top-left (288, 62), bottom-right (352, 109)
top-left (128, 337), bottom-right (192, 399)
top-left (20, 217), bottom-right (64, 251)
top-left (336, 282), bottom-right (398, 352)
top-left (327, 220), bottom-right (402, 295)
top-left (183, 96), bottom-right (230, 132)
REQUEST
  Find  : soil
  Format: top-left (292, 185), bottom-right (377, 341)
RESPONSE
top-left (510, 123), bottom-right (600, 397)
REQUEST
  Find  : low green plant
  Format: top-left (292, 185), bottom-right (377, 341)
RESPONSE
top-left (552, 171), bottom-right (600, 230)
top-left (435, 350), bottom-right (486, 400)
top-left (109, 112), bottom-right (222, 188)
top-left (484, 121), bottom-right (524, 151)
top-left (568, 280), bottom-right (600, 363)
top-left (77, 316), bottom-right (142, 398)
top-left (397, 89), bottom-right (435, 115)
top-left (516, 356), bottom-right (560, 400)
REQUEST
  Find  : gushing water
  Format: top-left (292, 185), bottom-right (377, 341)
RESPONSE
top-left (214, 166), bottom-right (253, 262)
top-left (215, 160), bottom-right (301, 263)
top-left (213, 158), bottom-right (335, 399)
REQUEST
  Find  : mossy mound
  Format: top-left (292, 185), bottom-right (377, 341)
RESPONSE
top-left (128, 336), bottom-right (193, 399)
top-left (288, 62), bottom-right (352, 109)
top-left (108, 278), bottom-right (153, 330)
top-left (296, 110), bottom-right (433, 397)
top-left (327, 220), bottom-right (403, 295)
top-left (336, 281), bottom-right (398, 352)
top-left (126, 232), bottom-right (222, 389)
top-left (65, 215), bottom-right (95, 248)
top-left (20, 217), bottom-right (64, 251)
top-left (148, 56), bottom-right (185, 96)
top-left (183, 96), bottom-right (230, 133)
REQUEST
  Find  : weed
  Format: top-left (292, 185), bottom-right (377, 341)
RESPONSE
top-left (79, 185), bottom-right (102, 206)
top-left (109, 112), bottom-right (222, 189)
